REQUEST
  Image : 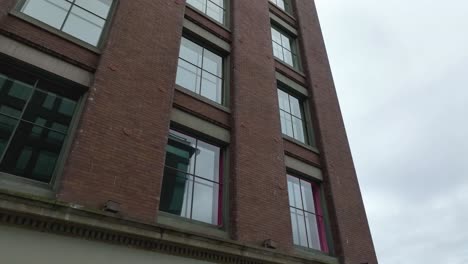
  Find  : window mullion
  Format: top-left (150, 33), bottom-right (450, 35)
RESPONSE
top-left (189, 139), bottom-right (199, 220)
top-left (198, 48), bottom-right (205, 96)
top-left (0, 78), bottom-right (38, 163)
top-left (298, 179), bottom-right (311, 248)
top-left (59, 0), bottom-right (75, 31)
top-left (287, 94), bottom-right (296, 139)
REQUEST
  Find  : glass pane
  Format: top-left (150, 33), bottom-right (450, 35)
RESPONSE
top-left (287, 175), bottom-right (302, 209)
top-left (200, 72), bottom-right (222, 103)
top-left (290, 208), bottom-right (308, 247)
top-left (166, 130), bottom-right (197, 175)
top-left (300, 180), bottom-right (316, 213)
top-left (292, 116), bottom-right (305, 143)
top-left (0, 122), bottom-right (65, 183)
top-left (21, 0), bottom-right (70, 29)
top-left (280, 111), bottom-right (293, 138)
top-left (210, 0), bottom-right (224, 8)
top-left (194, 140), bottom-right (220, 182)
top-left (289, 96), bottom-right (302, 118)
top-left (273, 42), bottom-right (284, 61)
top-left (179, 38), bottom-right (203, 67)
top-left (0, 77), bottom-right (34, 118)
top-left (305, 212), bottom-right (321, 250)
top-left (62, 6), bottom-right (106, 46)
top-left (0, 115), bottom-right (18, 158)
top-left (176, 60), bottom-right (202, 94)
top-left (283, 49), bottom-right (294, 66)
top-left (75, 0), bottom-right (113, 18)
top-left (206, 1), bottom-right (224, 24)
top-left (277, 0), bottom-right (286, 10)
top-left (192, 177), bottom-right (219, 225)
top-left (281, 34), bottom-right (292, 51)
top-left (271, 28), bottom-right (282, 44)
top-left (186, 0), bottom-right (206, 13)
top-left (202, 50), bottom-right (223, 77)
top-left (160, 167), bottom-right (193, 219)
top-left (277, 89), bottom-right (290, 112)
top-left (23, 90), bottom-right (76, 134)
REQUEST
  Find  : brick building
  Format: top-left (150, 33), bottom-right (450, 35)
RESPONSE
top-left (0, 0), bottom-right (377, 263)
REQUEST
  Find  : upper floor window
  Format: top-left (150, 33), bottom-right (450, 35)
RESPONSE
top-left (271, 26), bottom-right (299, 69)
top-left (160, 129), bottom-right (223, 226)
top-left (186, 0), bottom-right (226, 25)
top-left (269, 0), bottom-right (292, 13)
top-left (287, 175), bottom-right (328, 252)
top-left (0, 69), bottom-right (81, 184)
top-left (176, 37), bottom-right (224, 105)
top-left (18, 0), bottom-right (114, 46)
top-left (277, 88), bottom-right (308, 144)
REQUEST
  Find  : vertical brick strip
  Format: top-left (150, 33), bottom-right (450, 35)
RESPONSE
top-left (230, 0), bottom-right (293, 250)
top-left (294, 1), bottom-right (378, 263)
top-left (58, 0), bottom-right (186, 223)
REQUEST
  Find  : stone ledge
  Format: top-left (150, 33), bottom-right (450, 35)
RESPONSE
top-left (0, 191), bottom-right (338, 264)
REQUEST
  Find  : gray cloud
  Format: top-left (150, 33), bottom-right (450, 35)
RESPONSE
top-left (314, 0), bottom-right (468, 263)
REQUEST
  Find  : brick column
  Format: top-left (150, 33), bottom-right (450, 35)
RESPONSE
top-left (58, 0), bottom-right (186, 222)
top-left (294, 1), bottom-right (378, 263)
top-left (230, 0), bottom-right (293, 250)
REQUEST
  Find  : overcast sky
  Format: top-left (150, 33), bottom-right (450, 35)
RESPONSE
top-left (314, 0), bottom-right (468, 263)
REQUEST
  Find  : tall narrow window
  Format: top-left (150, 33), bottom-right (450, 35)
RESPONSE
top-left (160, 129), bottom-right (223, 226)
top-left (186, 0), bottom-right (226, 25)
top-left (271, 27), bottom-right (298, 68)
top-left (19, 0), bottom-right (114, 46)
top-left (0, 71), bottom-right (81, 184)
top-left (277, 89), bottom-right (308, 144)
top-left (269, 0), bottom-right (291, 13)
top-left (176, 37), bottom-right (224, 104)
top-left (287, 175), bottom-right (328, 252)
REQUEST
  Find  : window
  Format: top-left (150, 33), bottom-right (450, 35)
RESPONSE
top-left (0, 70), bottom-right (81, 184)
top-left (277, 88), bottom-right (308, 144)
top-left (18, 0), bottom-right (114, 46)
top-left (160, 129), bottom-right (223, 226)
top-left (287, 175), bottom-right (328, 252)
top-left (271, 27), bottom-right (298, 68)
top-left (176, 37), bottom-right (224, 104)
top-left (186, 0), bottom-right (226, 25)
top-left (269, 0), bottom-right (291, 13)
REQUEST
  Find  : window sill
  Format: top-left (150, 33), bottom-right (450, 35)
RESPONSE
top-left (175, 85), bottom-right (231, 114)
top-left (294, 246), bottom-right (338, 264)
top-left (275, 57), bottom-right (305, 77)
top-left (0, 172), bottom-right (55, 199)
top-left (9, 10), bottom-right (102, 54)
top-left (157, 211), bottom-right (229, 240)
top-left (185, 4), bottom-right (231, 32)
top-left (283, 135), bottom-right (320, 154)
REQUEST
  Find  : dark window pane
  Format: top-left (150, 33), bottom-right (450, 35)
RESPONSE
top-left (0, 122), bottom-right (65, 183)
top-left (0, 76), bottom-right (34, 118)
top-left (0, 115), bottom-right (18, 158)
top-left (22, 90), bottom-right (76, 133)
top-left (160, 167), bottom-right (193, 218)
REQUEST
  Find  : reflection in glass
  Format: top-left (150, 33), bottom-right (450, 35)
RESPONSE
top-left (21, 0), bottom-right (71, 29)
top-left (62, 6), bottom-right (106, 46)
top-left (187, 0), bottom-right (225, 24)
top-left (176, 38), bottom-right (224, 104)
top-left (160, 130), bottom-right (222, 225)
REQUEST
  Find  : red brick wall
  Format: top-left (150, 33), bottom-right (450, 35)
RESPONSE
top-left (293, 1), bottom-right (378, 263)
top-left (229, 0), bottom-right (293, 250)
top-left (57, 0), bottom-right (185, 222)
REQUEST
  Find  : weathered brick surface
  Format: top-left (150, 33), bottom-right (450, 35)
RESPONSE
top-left (293, 1), bottom-right (378, 263)
top-left (0, 0), bottom-right (377, 261)
top-left (57, 0), bottom-right (185, 222)
top-left (229, 0), bottom-right (293, 250)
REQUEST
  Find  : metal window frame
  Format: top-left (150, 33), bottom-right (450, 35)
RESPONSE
top-left (277, 85), bottom-right (310, 145)
top-left (271, 24), bottom-right (301, 70)
top-left (161, 126), bottom-right (229, 229)
top-left (177, 33), bottom-right (229, 107)
top-left (0, 55), bottom-right (87, 196)
top-left (13, 0), bottom-right (119, 51)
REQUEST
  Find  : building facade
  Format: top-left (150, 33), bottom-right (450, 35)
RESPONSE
top-left (0, 0), bottom-right (377, 263)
